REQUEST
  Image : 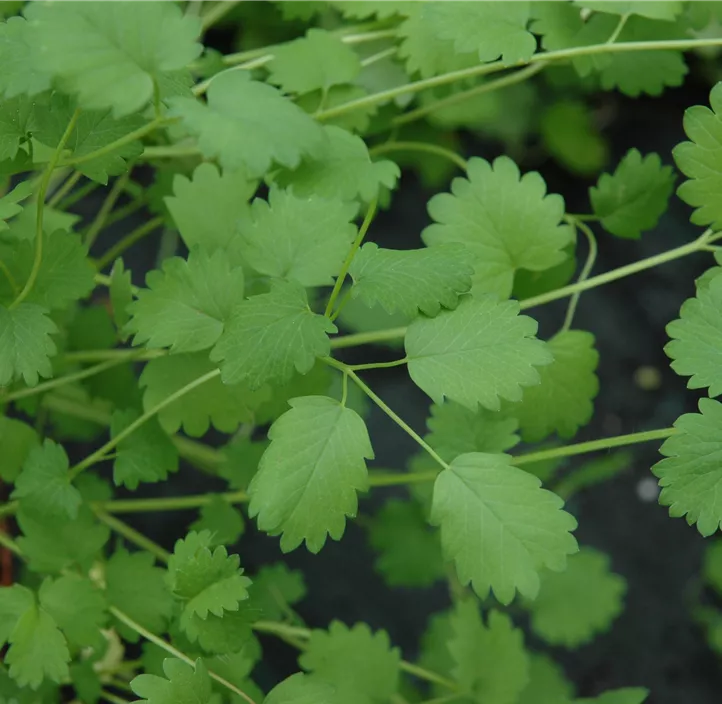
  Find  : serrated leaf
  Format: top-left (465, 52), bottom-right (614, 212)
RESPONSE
top-left (25, 2), bottom-right (202, 117)
top-left (666, 275), bottom-right (722, 397)
top-left (510, 330), bottom-right (599, 442)
top-left (0, 585), bottom-right (33, 645)
top-left (111, 408), bottom-right (178, 490)
top-left (182, 606), bottom-right (256, 655)
top-left (577, 689), bottom-right (649, 704)
top-left (653, 398), bottom-right (722, 536)
top-left (131, 658), bottom-right (212, 704)
top-left (237, 188), bottom-right (357, 287)
top-left (430, 452), bottom-right (578, 603)
top-left (0, 17), bottom-right (52, 98)
top-left (190, 496), bottom-right (245, 547)
top-left (0, 416), bottom-right (38, 482)
top-left (329, 1), bottom-right (412, 20)
top-left (0, 180), bottom-right (32, 231)
top-left (405, 294), bottom-right (552, 411)
top-left (575, 1), bottom-right (684, 20)
top-left (11, 439), bottom-right (81, 520)
top-left (268, 28), bottom-right (361, 95)
top-left (0, 303), bottom-right (56, 387)
top-left (368, 499), bottom-right (445, 588)
top-left (300, 622), bottom-right (400, 704)
top-left (165, 162), bottom-right (256, 254)
top-left (169, 70), bottom-right (326, 177)
top-left (590, 149), bottom-right (674, 239)
top-left (297, 83), bottom-right (378, 134)
top-left (211, 280), bottom-right (335, 388)
top-left (517, 654), bottom-right (575, 704)
top-left (109, 257), bottom-right (132, 339)
top-left (348, 243), bottom-right (473, 318)
top-left (249, 395), bottom-right (373, 553)
top-left (423, 157), bottom-right (573, 297)
top-left (247, 563), bottom-right (306, 621)
top-left (127, 248), bottom-right (245, 354)
top-left (265, 673), bottom-right (338, 704)
top-left (275, 125), bottom-right (399, 205)
top-left (527, 548), bottom-right (626, 647)
top-left (218, 436), bottom-right (268, 491)
top-left (105, 549), bottom-right (174, 643)
top-left (674, 83), bottom-right (722, 229)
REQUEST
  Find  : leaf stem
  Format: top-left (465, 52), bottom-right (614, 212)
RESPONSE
top-left (55, 179), bottom-right (101, 210)
top-left (369, 141), bottom-right (468, 171)
top-left (93, 490), bottom-right (248, 515)
top-left (101, 690), bottom-right (130, 704)
top-left (10, 108), bottom-right (80, 310)
top-left (94, 272), bottom-right (141, 296)
top-left (560, 216), bottom-right (598, 333)
top-left (47, 170), bottom-right (83, 208)
top-left (94, 509), bottom-right (171, 562)
top-left (0, 258), bottom-right (19, 296)
top-left (606, 12), bottom-right (631, 44)
top-left (348, 358), bottom-right (408, 371)
top-left (96, 216), bottom-right (165, 271)
top-left (330, 326), bottom-right (408, 350)
top-left (85, 169), bottom-right (135, 249)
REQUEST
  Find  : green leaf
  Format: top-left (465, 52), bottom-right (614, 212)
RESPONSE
top-left (666, 275), bottom-right (722, 397)
top-left (25, 2), bottom-right (202, 117)
top-left (330, 1), bottom-right (413, 20)
top-left (405, 294), bottom-right (552, 411)
top-left (368, 499), bottom-right (445, 588)
top-left (299, 621), bottom-right (400, 704)
top-left (0, 180), bottom-right (32, 231)
top-left (211, 280), bottom-right (336, 388)
top-left (111, 409), bottom-right (179, 490)
top-left (11, 439), bottom-right (81, 520)
top-left (218, 436), bottom-right (268, 491)
top-left (430, 452), bottom-right (578, 603)
top-left (0, 94), bottom-right (35, 162)
top-left (127, 248), bottom-right (245, 354)
top-left (517, 654), bottom-right (575, 704)
top-left (0, 17), bottom-right (52, 98)
top-left (190, 495), bottom-right (245, 547)
top-left (423, 1), bottom-right (536, 65)
top-left (105, 549), bottom-right (174, 643)
top-left (510, 330), bottom-right (599, 442)
top-left (165, 162), bottom-right (256, 254)
top-left (247, 563), bottom-right (306, 621)
top-left (426, 401), bottom-right (520, 463)
top-left (249, 396), bottom-right (373, 553)
top-left (268, 28), bottom-right (361, 95)
top-left (0, 416), bottom-right (38, 482)
top-left (169, 70), bottom-right (326, 178)
top-left (296, 83), bottom-right (378, 134)
top-left (182, 606), bottom-right (256, 655)
top-left (265, 673), bottom-right (338, 704)
top-left (274, 125), bottom-right (399, 205)
top-left (109, 257), bottom-right (132, 339)
top-left (653, 398), bottom-right (722, 536)
top-left (527, 548), bottom-right (626, 647)
top-left (348, 243), bottom-right (473, 318)
top-left (448, 600), bottom-right (529, 704)
top-left (590, 149), bottom-right (675, 239)
top-left (237, 188), bottom-right (357, 287)
top-left (140, 352), bottom-right (268, 437)
top-left (0, 303), bottom-right (56, 387)
top-left (674, 83), bottom-right (722, 229)
top-left (575, 1), bottom-right (684, 20)
top-left (423, 157), bottom-right (573, 297)
top-left (576, 689), bottom-right (649, 704)
top-left (131, 658), bottom-right (212, 704)
top-left (0, 584), bottom-right (33, 646)
top-left (38, 574), bottom-right (107, 649)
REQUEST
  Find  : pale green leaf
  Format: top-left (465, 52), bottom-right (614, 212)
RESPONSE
top-left (249, 395), bottom-right (373, 553)
top-left (423, 157), bottom-right (573, 298)
top-left (218, 436), bottom-right (268, 491)
top-left (131, 658), bottom-right (212, 704)
top-left (190, 495), bottom-right (245, 547)
top-left (181, 606), bottom-right (256, 655)
top-left (330, 2), bottom-right (413, 20)
top-left (296, 83), bottom-right (378, 134)
top-left (0, 17), bottom-right (52, 98)
top-left (0, 584), bottom-right (33, 645)
top-left (247, 563), bottom-right (306, 621)
top-left (336, 294), bottom-right (410, 350)
top-left (517, 654), bottom-right (575, 704)
top-left (430, 452), bottom-right (578, 603)
top-left (0, 303), bottom-right (56, 387)
top-left (0, 180), bottom-right (32, 231)
top-left (405, 294), bottom-right (552, 411)
top-left (0, 416), bottom-right (38, 482)
top-left (0, 94), bottom-right (35, 162)
top-left (575, 1), bottom-right (684, 20)
top-left (109, 257), bottom-right (132, 339)
top-left (265, 673), bottom-right (338, 704)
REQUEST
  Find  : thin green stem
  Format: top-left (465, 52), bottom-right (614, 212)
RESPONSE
top-left (348, 358), bottom-right (408, 371)
top-left (97, 216), bottom-right (165, 271)
top-left (560, 217), bottom-right (598, 333)
top-left (109, 606), bottom-right (259, 704)
top-left (94, 490), bottom-right (248, 515)
top-left (98, 199), bottom-right (146, 231)
top-left (0, 530), bottom-right (23, 557)
top-left (139, 144), bottom-right (202, 161)
top-left (95, 272), bottom-right (140, 296)
top-left (606, 13), bottom-right (631, 44)
top-left (69, 369), bottom-right (220, 478)
top-left (398, 662), bottom-right (458, 692)
top-left (328, 285), bottom-right (353, 323)
top-left (95, 509), bottom-right (170, 562)
top-left (55, 179), bottom-right (100, 210)
top-left (330, 326), bottom-right (408, 349)
top-left (101, 690), bottom-right (130, 704)
top-left (0, 258), bottom-right (19, 296)
top-left (370, 141), bottom-right (467, 171)
top-left (201, 0), bottom-right (240, 30)
top-left (47, 170), bottom-right (82, 208)
top-left (85, 170), bottom-right (135, 249)
top-left (11, 108), bottom-right (80, 309)
top-left (360, 46), bottom-right (398, 68)
top-left (325, 198), bottom-right (378, 317)
top-left (341, 370), bottom-right (349, 407)
top-left (368, 471), bottom-right (437, 487)
top-left (62, 348), bottom-right (165, 364)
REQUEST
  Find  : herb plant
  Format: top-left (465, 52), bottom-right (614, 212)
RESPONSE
top-left (1, 2), bottom-right (722, 703)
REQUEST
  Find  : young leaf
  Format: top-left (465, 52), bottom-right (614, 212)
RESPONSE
top-left (510, 330), bottom-right (599, 442)
top-left (165, 162), bottom-right (256, 254)
top-left (211, 280), bottom-right (336, 388)
top-left (109, 257), bottom-right (132, 338)
top-left (127, 248), bottom-right (245, 354)
top-left (577, 689), bottom-right (649, 704)
top-left (268, 28), bottom-right (361, 95)
top-left (25, 2), bottom-right (202, 117)
top-left (169, 70), bottom-right (326, 177)
top-left (11, 439), bottom-right (81, 520)
top-left (348, 242), bottom-right (473, 317)
top-left (249, 396), bottom-right (373, 553)
top-left (0, 303), bottom-right (56, 387)
top-left (0, 416), bottom-right (38, 482)
top-left (423, 157), bottom-right (573, 298)
top-left (368, 499), bottom-right (446, 588)
top-left (575, 1), bottom-right (684, 20)
top-left (405, 294), bottom-right (552, 412)
top-left (105, 549), bottom-right (174, 643)
top-left (237, 188), bottom-right (357, 287)
top-left (674, 83), bottom-right (722, 229)
top-left (527, 548), bottom-right (626, 647)
top-left (0, 180), bottom-right (32, 231)
top-left (190, 495), bottom-right (245, 547)
top-left (653, 398), bottom-right (722, 536)
top-left (590, 149), bottom-right (675, 239)
top-left (131, 658), bottom-right (212, 704)
top-left (247, 563), bottom-right (306, 621)
top-left (430, 452), bottom-right (578, 603)
top-left (666, 275), bottom-right (722, 397)
top-left (517, 654), bottom-right (575, 704)
top-left (0, 17), bottom-right (52, 98)
top-left (299, 622), bottom-right (400, 704)
top-left (274, 125), bottom-right (399, 205)
top-left (111, 409), bottom-right (179, 490)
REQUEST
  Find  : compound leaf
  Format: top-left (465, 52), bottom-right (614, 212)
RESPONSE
top-left (249, 396), bottom-right (373, 553)
top-left (423, 157), bottom-right (573, 298)
top-left (0, 17), bottom-right (52, 98)
top-left (405, 294), bottom-right (552, 411)
top-left (0, 303), bottom-right (56, 387)
top-left (430, 452), bottom-right (578, 603)
top-left (131, 658), bottom-right (212, 704)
